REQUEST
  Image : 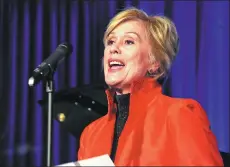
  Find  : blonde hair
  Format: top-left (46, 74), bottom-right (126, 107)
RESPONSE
top-left (103, 7), bottom-right (179, 79)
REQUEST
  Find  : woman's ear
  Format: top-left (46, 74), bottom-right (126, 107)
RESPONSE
top-left (148, 62), bottom-right (160, 75)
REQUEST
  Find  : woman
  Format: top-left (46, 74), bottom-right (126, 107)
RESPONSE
top-left (78, 7), bottom-right (223, 166)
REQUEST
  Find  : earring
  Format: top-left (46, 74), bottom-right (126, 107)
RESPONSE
top-left (146, 69), bottom-right (155, 77)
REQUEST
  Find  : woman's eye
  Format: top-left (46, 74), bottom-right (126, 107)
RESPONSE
top-left (125, 40), bottom-right (134, 45)
top-left (107, 40), bottom-right (114, 45)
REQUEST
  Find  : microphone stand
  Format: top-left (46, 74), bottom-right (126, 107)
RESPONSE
top-left (45, 67), bottom-right (55, 167)
top-left (27, 42), bottom-right (73, 166)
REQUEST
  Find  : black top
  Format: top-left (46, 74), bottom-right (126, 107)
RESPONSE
top-left (110, 93), bottom-right (130, 161)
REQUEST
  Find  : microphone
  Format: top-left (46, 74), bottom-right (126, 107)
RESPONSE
top-left (28, 42), bottom-right (73, 87)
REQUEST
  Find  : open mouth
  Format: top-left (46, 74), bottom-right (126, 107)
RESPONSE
top-left (108, 59), bottom-right (125, 70)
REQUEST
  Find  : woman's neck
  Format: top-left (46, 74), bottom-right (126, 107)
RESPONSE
top-left (114, 87), bottom-right (131, 95)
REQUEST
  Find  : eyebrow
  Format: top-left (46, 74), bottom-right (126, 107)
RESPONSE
top-left (108, 32), bottom-right (141, 40)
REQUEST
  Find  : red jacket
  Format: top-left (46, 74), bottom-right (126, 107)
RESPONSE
top-left (78, 77), bottom-right (223, 166)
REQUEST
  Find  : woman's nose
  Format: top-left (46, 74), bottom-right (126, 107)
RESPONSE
top-left (110, 43), bottom-right (121, 54)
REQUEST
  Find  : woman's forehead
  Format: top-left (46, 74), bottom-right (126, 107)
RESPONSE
top-left (107, 20), bottom-right (148, 39)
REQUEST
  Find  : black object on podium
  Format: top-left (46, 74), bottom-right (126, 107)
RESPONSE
top-left (38, 84), bottom-right (108, 139)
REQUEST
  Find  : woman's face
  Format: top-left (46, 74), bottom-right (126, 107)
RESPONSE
top-left (103, 20), bottom-right (152, 94)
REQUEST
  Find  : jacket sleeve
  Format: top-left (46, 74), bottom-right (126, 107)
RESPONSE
top-left (168, 99), bottom-right (224, 166)
top-left (77, 126), bottom-right (89, 161)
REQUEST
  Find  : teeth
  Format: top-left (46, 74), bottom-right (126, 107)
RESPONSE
top-left (109, 61), bottom-right (124, 66)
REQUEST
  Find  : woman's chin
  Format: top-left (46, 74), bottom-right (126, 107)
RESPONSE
top-left (105, 78), bottom-right (123, 87)
top-left (106, 81), bottom-right (120, 87)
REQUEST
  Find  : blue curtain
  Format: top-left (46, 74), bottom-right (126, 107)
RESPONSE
top-left (0, 0), bottom-right (229, 166)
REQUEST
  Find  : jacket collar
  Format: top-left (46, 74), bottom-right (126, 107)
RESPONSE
top-left (105, 77), bottom-right (162, 117)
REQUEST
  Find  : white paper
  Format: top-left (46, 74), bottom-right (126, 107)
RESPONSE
top-left (56, 154), bottom-right (115, 166)
top-left (56, 161), bottom-right (76, 166)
